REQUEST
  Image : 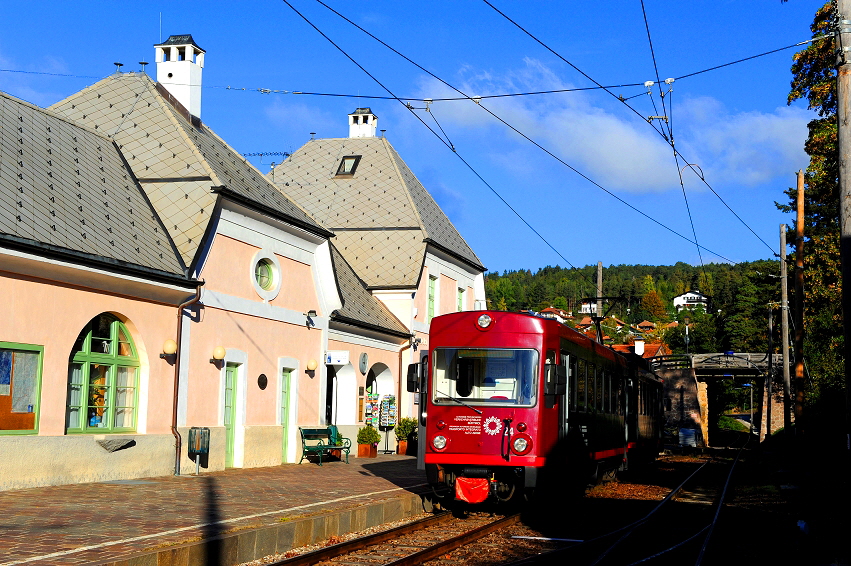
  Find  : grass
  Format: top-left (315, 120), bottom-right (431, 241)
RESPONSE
top-left (718, 414), bottom-right (749, 432)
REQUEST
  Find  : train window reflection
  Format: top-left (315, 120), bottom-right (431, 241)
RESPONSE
top-left (432, 348), bottom-right (538, 407)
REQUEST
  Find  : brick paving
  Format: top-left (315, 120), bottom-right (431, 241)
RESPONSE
top-left (0, 455), bottom-right (427, 565)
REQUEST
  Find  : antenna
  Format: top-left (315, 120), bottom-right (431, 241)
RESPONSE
top-left (159, 12), bottom-right (162, 43)
top-left (139, 61), bottom-right (148, 73)
top-left (114, 62), bottom-right (124, 73)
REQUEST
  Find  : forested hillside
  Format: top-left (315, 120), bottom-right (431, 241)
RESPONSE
top-left (484, 259), bottom-right (781, 354)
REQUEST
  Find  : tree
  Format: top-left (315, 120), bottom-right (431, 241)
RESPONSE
top-left (640, 291), bottom-right (668, 321)
top-left (781, 1), bottom-right (845, 426)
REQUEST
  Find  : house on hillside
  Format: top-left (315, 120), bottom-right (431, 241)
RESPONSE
top-left (673, 290), bottom-right (709, 312)
top-left (0, 35), bottom-right (485, 489)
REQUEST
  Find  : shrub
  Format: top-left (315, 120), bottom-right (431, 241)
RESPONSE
top-left (357, 425), bottom-right (381, 445)
top-left (395, 417), bottom-right (418, 441)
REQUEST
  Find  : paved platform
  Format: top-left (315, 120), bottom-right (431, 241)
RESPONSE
top-left (0, 454), bottom-right (429, 565)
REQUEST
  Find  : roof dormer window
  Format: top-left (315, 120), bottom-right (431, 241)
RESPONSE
top-left (336, 155), bottom-right (361, 176)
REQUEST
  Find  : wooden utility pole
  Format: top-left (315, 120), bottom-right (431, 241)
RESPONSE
top-left (794, 171), bottom-right (805, 428)
top-left (766, 304), bottom-right (773, 440)
top-left (781, 225), bottom-right (792, 434)
top-left (838, 3), bottom-right (851, 451)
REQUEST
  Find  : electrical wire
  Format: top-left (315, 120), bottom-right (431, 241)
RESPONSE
top-left (315, 0), bottom-right (735, 264)
top-left (638, 1), bottom-right (709, 287)
top-left (483, 0), bottom-right (776, 258)
top-left (280, 0), bottom-right (588, 280)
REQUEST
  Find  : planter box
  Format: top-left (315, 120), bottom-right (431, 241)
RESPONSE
top-left (357, 444), bottom-right (378, 458)
top-left (396, 440), bottom-right (407, 455)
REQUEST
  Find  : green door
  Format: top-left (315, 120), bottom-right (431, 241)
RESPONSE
top-left (281, 368), bottom-right (292, 463)
top-left (224, 363), bottom-right (238, 468)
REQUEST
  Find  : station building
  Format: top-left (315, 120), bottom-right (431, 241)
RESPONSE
top-left (0, 35), bottom-right (485, 489)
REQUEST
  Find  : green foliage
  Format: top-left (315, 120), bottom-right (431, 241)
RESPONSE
top-left (357, 425), bottom-right (381, 445)
top-left (640, 290), bottom-right (668, 322)
top-left (778, 1), bottom-right (845, 424)
top-left (665, 309), bottom-right (718, 354)
top-left (394, 417), bottom-right (418, 441)
top-left (717, 415), bottom-right (749, 433)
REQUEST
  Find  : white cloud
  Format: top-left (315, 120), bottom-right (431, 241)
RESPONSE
top-left (408, 58), bottom-right (812, 194)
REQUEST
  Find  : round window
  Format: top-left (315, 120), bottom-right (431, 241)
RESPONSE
top-left (251, 250), bottom-right (282, 301)
top-left (255, 258), bottom-right (275, 290)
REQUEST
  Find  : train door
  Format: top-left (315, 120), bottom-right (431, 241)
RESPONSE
top-left (559, 340), bottom-right (572, 439)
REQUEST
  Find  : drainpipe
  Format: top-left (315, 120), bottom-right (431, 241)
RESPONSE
top-left (172, 281), bottom-right (204, 476)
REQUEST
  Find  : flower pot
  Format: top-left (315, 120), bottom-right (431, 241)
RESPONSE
top-left (405, 439), bottom-right (418, 456)
top-left (396, 440), bottom-right (408, 455)
top-left (358, 443), bottom-right (378, 458)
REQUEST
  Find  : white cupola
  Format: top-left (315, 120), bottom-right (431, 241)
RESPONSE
top-left (154, 34), bottom-right (205, 119)
top-left (348, 108), bottom-right (378, 138)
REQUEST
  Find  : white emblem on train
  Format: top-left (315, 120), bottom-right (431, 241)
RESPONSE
top-left (483, 416), bottom-right (502, 435)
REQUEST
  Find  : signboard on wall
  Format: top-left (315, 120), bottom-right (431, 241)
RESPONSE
top-left (325, 350), bottom-right (350, 365)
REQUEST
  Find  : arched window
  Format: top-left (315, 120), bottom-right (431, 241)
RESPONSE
top-left (66, 313), bottom-right (139, 433)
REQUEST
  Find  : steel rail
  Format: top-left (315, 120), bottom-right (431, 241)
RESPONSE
top-left (266, 511), bottom-right (453, 566)
top-left (385, 514), bottom-right (521, 566)
top-left (506, 458), bottom-right (711, 565)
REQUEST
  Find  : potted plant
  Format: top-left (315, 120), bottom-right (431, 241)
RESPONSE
top-left (395, 417), bottom-right (418, 455)
top-left (357, 425), bottom-right (381, 458)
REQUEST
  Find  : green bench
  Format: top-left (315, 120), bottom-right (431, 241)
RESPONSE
top-left (298, 425), bottom-right (351, 465)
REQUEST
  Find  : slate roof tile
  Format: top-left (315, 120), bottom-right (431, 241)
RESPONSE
top-left (0, 90), bottom-right (186, 277)
top-left (50, 73), bottom-right (327, 268)
top-left (269, 136), bottom-right (483, 288)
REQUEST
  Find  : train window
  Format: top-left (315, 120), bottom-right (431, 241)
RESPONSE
top-left (577, 359), bottom-right (586, 411)
top-left (431, 348), bottom-right (539, 407)
top-left (589, 363), bottom-right (598, 412)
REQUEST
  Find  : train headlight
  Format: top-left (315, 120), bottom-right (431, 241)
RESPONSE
top-left (477, 314), bottom-right (492, 328)
top-left (511, 433), bottom-right (533, 455)
top-left (432, 435), bottom-right (447, 450)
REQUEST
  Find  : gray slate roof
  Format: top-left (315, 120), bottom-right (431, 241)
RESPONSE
top-left (329, 243), bottom-right (409, 337)
top-left (49, 73), bottom-right (328, 270)
top-left (269, 136), bottom-right (483, 288)
top-left (155, 34), bottom-right (205, 51)
top-left (0, 90), bottom-right (187, 278)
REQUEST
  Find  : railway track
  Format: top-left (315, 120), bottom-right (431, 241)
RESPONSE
top-left (505, 439), bottom-right (749, 565)
top-left (266, 511), bottom-right (520, 566)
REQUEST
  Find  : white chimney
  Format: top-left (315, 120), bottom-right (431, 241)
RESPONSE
top-left (348, 108), bottom-right (378, 138)
top-left (155, 34), bottom-right (205, 119)
top-left (633, 339), bottom-right (645, 356)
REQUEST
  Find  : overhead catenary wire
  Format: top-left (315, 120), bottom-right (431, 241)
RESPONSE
top-left (637, 1), bottom-right (709, 286)
top-left (482, 0), bottom-right (778, 258)
top-left (0, 35), bottom-right (828, 102)
top-left (279, 0), bottom-right (593, 283)
top-left (314, 0), bottom-right (735, 264)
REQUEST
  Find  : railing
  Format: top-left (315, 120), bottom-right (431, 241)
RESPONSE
top-left (648, 353), bottom-right (783, 373)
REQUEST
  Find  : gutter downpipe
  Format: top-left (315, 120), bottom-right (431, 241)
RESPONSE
top-left (172, 281), bottom-right (204, 476)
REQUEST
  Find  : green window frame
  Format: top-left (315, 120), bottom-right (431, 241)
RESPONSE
top-left (427, 276), bottom-right (437, 322)
top-left (66, 314), bottom-right (140, 434)
top-left (254, 258), bottom-right (275, 290)
top-left (0, 342), bottom-right (43, 435)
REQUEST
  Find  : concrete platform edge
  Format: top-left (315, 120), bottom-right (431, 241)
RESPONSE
top-left (91, 491), bottom-right (435, 566)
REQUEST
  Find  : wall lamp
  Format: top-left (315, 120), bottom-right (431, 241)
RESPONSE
top-left (306, 358), bottom-right (318, 371)
top-left (410, 337), bottom-right (422, 351)
top-left (160, 339), bottom-right (178, 361)
top-left (210, 346), bottom-right (226, 365)
top-left (304, 309), bottom-right (318, 328)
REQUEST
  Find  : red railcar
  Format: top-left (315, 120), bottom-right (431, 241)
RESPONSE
top-left (408, 310), bottom-right (663, 504)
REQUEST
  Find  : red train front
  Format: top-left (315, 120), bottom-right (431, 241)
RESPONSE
top-left (409, 310), bottom-right (662, 505)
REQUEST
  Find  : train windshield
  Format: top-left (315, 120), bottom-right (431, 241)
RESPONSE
top-left (431, 348), bottom-right (539, 406)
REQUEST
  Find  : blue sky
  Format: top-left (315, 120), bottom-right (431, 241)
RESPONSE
top-left (0, 1), bottom-right (824, 273)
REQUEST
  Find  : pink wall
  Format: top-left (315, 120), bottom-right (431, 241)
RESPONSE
top-left (0, 272), bottom-right (179, 435)
top-left (440, 273), bottom-right (457, 316)
top-left (186, 307), bottom-right (323, 426)
top-left (202, 235), bottom-right (320, 315)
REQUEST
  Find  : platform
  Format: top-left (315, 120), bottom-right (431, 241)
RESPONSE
top-left (0, 454), bottom-right (430, 565)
